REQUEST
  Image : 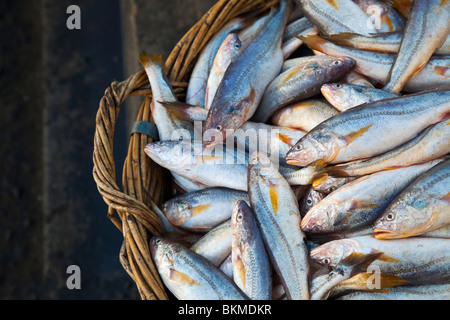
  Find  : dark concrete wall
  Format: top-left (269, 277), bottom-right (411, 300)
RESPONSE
top-left (1, 0), bottom-right (211, 299)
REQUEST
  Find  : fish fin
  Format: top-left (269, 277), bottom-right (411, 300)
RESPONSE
top-left (411, 60), bottom-right (428, 78)
top-left (341, 124), bottom-right (373, 145)
top-left (380, 13), bottom-right (394, 32)
top-left (342, 252), bottom-right (383, 269)
top-left (233, 254), bottom-right (246, 285)
top-left (340, 272), bottom-right (407, 291)
top-left (440, 0), bottom-right (448, 6)
top-left (276, 133), bottom-right (297, 146)
top-left (138, 52), bottom-right (163, 68)
top-left (191, 204), bottom-right (212, 217)
top-left (277, 67), bottom-right (301, 89)
top-left (296, 35), bottom-right (327, 53)
top-left (441, 192), bottom-right (450, 204)
top-left (169, 269), bottom-right (201, 286)
top-left (158, 101), bottom-right (206, 122)
top-left (312, 174), bottom-right (330, 190)
top-left (321, 33), bottom-right (358, 46)
top-left (326, 0), bottom-right (339, 10)
top-left (269, 181), bottom-right (279, 216)
top-left (374, 250), bottom-right (399, 263)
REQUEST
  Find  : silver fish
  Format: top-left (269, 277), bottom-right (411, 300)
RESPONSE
top-left (232, 200), bottom-right (272, 300)
top-left (383, 0), bottom-right (450, 93)
top-left (162, 187), bottom-right (249, 232)
top-left (203, 0), bottom-right (291, 146)
top-left (150, 236), bottom-right (247, 300)
top-left (190, 219), bottom-right (232, 266)
top-left (248, 151), bottom-right (310, 300)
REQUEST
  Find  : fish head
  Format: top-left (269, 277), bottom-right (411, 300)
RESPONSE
top-left (285, 129), bottom-right (339, 166)
top-left (248, 151), bottom-right (279, 182)
top-left (203, 86), bottom-right (257, 146)
top-left (321, 83), bottom-right (347, 107)
top-left (300, 199), bottom-right (337, 233)
top-left (217, 33), bottom-right (242, 70)
top-left (324, 56), bottom-right (357, 78)
top-left (310, 238), bottom-right (362, 268)
top-left (374, 195), bottom-right (433, 239)
top-left (162, 199), bottom-right (191, 226)
top-left (299, 188), bottom-right (325, 216)
top-left (149, 236), bottom-right (176, 272)
top-left (144, 140), bottom-right (197, 170)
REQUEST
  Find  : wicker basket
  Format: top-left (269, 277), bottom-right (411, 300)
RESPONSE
top-left (93, 0), bottom-right (279, 300)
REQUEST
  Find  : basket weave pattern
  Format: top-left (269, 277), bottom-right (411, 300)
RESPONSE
top-left (93, 0), bottom-right (279, 300)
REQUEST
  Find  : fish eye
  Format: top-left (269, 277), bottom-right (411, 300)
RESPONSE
top-left (333, 60), bottom-right (341, 65)
top-left (335, 84), bottom-right (342, 88)
top-left (216, 125), bottom-right (222, 131)
top-left (322, 258), bottom-right (331, 265)
top-left (386, 213), bottom-right (395, 221)
top-left (313, 225), bottom-right (322, 232)
top-left (238, 214), bottom-right (243, 220)
top-left (295, 145), bottom-right (302, 150)
top-left (156, 239), bottom-right (161, 244)
top-left (235, 43), bottom-right (241, 49)
top-left (306, 199), bottom-right (313, 205)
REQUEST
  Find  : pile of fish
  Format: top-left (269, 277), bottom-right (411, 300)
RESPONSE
top-left (138, 0), bottom-right (450, 300)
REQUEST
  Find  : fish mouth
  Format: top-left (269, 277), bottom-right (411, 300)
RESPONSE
top-left (286, 156), bottom-right (307, 166)
top-left (373, 229), bottom-right (405, 240)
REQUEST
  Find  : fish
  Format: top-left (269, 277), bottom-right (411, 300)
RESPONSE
top-left (186, 18), bottom-right (246, 108)
top-left (391, 0), bottom-right (413, 18)
top-left (150, 236), bottom-right (247, 300)
top-left (374, 158), bottom-right (450, 239)
top-left (248, 151), bottom-right (310, 300)
top-left (321, 83), bottom-right (399, 112)
top-left (251, 56), bottom-right (355, 123)
top-left (312, 175), bottom-right (356, 194)
top-left (310, 235), bottom-right (450, 285)
top-left (343, 71), bottom-right (376, 88)
top-left (299, 187), bottom-right (326, 218)
top-left (231, 200), bottom-right (272, 300)
top-left (144, 140), bottom-right (249, 191)
top-left (270, 99), bottom-right (340, 132)
top-left (352, 0), bottom-right (406, 32)
top-left (325, 119), bottom-right (450, 177)
top-left (383, 0), bottom-right (450, 93)
top-left (337, 283), bottom-right (450, 300)
top-left (138, 53), bottom-right (194, 141)
top-left (190, 219), bottom-right (232, 267)
top-left (204, 33), bottom-right (242, 110)
top-left (283, 161), bottom-right (328, 186)
top-left (203, 0), bottom-right (291, 146)
top-left (297, 0), bottom-right (381, 36)
top-left (285, 90), bottom-right (450, 167)
top-left (149, 103), bottom-right (306, 167)
top-left (219, 254), bottom-right (233, 279)
top-left (282, 17), bottom-right (320, 59)
top-left (162, 187), bottom-right (249, 232)
top-left (309, 251), bottom-right (383, 300)
top-left (301, 160), bottom-right (442, 233)
top-left (323, 32), bottom-right (450, 55)
top-left (299, 35), bottom-right (450, 92)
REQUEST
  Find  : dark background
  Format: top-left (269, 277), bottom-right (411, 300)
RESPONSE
top-left (0, 0), bottom-right (213, 300)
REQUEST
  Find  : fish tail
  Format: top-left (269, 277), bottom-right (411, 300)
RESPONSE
top-left (138, 51), bottom-right (163, 69)
top-left (296, 35), bottom-right (328, 52)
